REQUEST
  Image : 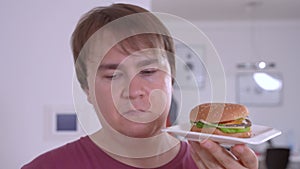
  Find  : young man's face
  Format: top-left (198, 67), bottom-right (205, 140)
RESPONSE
top-left (91, 46), bottom-right (173, 138)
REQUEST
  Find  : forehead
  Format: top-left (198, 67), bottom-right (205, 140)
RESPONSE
top-left (100, 46), bottom-right (167, 66)
top-left (85, 30), bottom-right (170, 72)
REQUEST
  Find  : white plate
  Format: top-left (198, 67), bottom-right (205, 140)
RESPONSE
top-left (162, 123), bottom-right (281, 145)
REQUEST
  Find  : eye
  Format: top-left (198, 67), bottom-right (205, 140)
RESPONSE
top-left (140, 68), bottom-right (158, 76)
top-left (104, 71), bottom-right (123, 80)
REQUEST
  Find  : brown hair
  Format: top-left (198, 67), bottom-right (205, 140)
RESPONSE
top-left (71, 3), bottom-right (175, 90)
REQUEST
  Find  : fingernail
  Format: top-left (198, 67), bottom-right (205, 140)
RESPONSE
top-left (201, 140), bottom-right (211, 149)
top-left (188, 140), bottom-right (195, 146)
top-left (235, 145), bottom-right (244, 154)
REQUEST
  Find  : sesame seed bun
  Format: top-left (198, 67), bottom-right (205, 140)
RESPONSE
top-left (189, 103), bottom-right (252, 138)
top-left (190, 103), bottom-right (249, 123)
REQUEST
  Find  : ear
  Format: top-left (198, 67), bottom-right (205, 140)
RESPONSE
top-left (171, 79), bottom-right (175, 93)
top-left (83, 87), bottom-right (93, 104)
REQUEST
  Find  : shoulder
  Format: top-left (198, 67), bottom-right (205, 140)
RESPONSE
top-left (21, 136), bottom-right (91, 169)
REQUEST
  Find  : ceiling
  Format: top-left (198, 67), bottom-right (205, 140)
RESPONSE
top-left (152, 0), bottom-right (300, 21)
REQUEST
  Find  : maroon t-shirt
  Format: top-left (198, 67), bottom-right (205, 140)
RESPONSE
top-left (22, 136), bottom-right (197, 169)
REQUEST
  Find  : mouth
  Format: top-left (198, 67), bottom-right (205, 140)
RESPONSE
top-left (121, 109), bottom-right (161, 123)
top-left (122, 110), bottom-right (151, 116)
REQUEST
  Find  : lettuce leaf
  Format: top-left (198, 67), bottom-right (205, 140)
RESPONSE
top-left (192, 121), bottom-right (250, 134)
top-left (219, 127), bottom-right (250, 133)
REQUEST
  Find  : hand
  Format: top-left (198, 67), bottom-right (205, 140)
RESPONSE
top-left (189, 139), bottom-right (258, 169)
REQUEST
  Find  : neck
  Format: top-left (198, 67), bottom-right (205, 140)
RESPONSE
top-left (90, 128), bottom-right (179, 158)
top-left (89, 128), bottom-right (181, 168)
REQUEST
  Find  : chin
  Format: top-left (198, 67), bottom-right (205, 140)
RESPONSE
top-left (117, 121), bottom-right (165, 138)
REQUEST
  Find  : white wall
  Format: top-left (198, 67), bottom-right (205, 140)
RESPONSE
top-left (0, 1), bottom-right (151, 169)
top-left (195, 20), bottom-right (300, 152)
top-left (1, 1), bottom-right (299, 169)
top-left (170, 19), bottom-right (300, 153)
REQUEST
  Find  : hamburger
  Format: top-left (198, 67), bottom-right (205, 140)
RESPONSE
top-left (190, 103), bottom-right (252, 138)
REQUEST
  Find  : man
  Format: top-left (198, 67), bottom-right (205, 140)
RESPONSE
top-left (22, 3), bottom-right (258, 169)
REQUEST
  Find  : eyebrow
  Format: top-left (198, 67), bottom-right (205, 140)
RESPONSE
top-left (136, 58), bottom-right (160, 67)
top-left (98, 58), bottom-right (160, 71)
top-left (98, 63), bottom-right (120, 71)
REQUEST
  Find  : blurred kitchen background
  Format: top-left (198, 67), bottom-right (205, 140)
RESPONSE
top-left (1, 0), bottom-right (299, 168)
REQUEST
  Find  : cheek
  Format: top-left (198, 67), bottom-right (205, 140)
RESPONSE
top-left (158, 74), bottom-right (173, 98)
top-left (94, 82), bottom-right (117, 117)
top-left (149, 76), bottom-right (173, 113)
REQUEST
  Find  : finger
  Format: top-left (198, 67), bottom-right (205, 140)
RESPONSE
top-left (200, 140), bottom-right (247, 169)
top-left (231, 144), bottom-right (258, 169)
top-left (189, 141), bottom-right (223, 169)
top-left (189, 144), bottom-right (208, 169)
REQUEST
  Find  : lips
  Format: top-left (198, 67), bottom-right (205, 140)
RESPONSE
top-left (122, 110), bottom-right (150, 116)
top-left (121, 109), bottom-right (161, 123)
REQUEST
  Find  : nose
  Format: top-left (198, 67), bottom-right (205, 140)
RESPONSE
top-left (121, 75), bottom-right (146, 99)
